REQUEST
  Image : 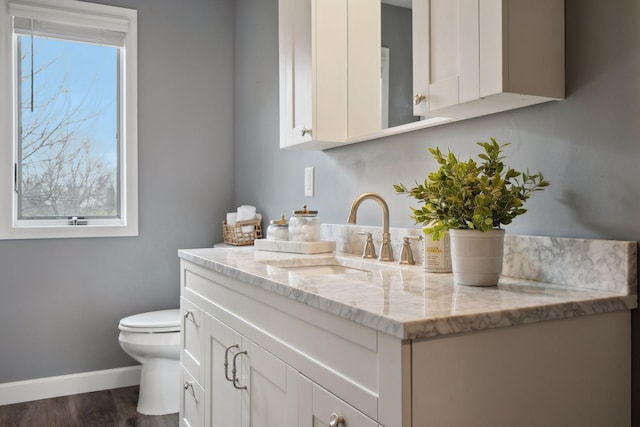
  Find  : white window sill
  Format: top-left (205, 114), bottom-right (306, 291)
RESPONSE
top-left (0, 223), bottom-right (138, 240)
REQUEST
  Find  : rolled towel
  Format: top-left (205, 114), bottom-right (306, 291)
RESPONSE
top-left (237, 205), bottom-right (257, 233)
top-left (226, 212), bottom-right (237, 225)
top-left (237, 205), bottom-right (257, 221)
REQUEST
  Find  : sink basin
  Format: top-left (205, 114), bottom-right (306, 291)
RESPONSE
top-left (258, 255), bottom-right (382, 276)
top-left (281, 264), bottom-right (368, 275)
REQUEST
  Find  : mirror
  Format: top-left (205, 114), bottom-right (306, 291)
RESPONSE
top-left (381, 0), bottom-right (418, 129)
top-left (346, 0), bottom-right (451, 145)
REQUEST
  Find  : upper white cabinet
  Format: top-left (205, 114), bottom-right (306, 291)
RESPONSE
top-left (278, 0), bottom-right (381, 150)
top-left (413, 0), bottom-right (564, 118)
top-left (278, 0), bottom-right (565, 150)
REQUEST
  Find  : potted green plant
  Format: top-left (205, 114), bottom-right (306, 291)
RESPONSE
top-left (394, 138), bottom-right (549, 286)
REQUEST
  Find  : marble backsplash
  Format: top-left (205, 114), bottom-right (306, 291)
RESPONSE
top-left (321, 223), bottom-right (425, 263)
top-left (321, 224), bottom-right (637, 295)
top-left (502, 234), bottom-right (637, 295)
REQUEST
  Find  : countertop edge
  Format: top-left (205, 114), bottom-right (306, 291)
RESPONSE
top-left (178, 248), bottom-right (637, 340)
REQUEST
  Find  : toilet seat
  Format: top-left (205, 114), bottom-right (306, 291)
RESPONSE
top-left (119, 309), bottom-right (180, 333)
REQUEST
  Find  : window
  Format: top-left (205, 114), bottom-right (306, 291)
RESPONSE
top-left (0, 0), bottom-right (138, 239)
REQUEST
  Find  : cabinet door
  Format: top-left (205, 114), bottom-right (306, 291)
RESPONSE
top-left (290, 0), bottom-right (313, 146)
top-left (240, 338), bottom-right (299, 427)
top-left (208, 315), bottom-right (242, 427)
top-left (413, 0), bottom-right (479, 115)
top-left (279, 0), bottom-right (312, 148)
top-left (279, 0), bottom-right (348, 148)
top-left (346, 0), bottom-right (380, 137)
top-left (298, 376), bottom-right (378, 427)
top-left (208, 315), bottom-right (299, 427)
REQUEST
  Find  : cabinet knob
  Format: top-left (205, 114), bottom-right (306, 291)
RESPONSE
top-left (329, 413), bottom-right (345, 427)
top-left (301, 128), bottom-right (312, 137)
top-left (414, 93), bottom-right (427, 104)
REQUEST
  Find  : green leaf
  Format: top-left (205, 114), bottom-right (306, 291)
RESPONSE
top-left (394, 139), bottom-right (549, 232)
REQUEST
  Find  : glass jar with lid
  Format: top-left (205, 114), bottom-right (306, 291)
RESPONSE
top-left (289, 206), bottom-right (321, 242)
top-left (266, 215), bottom-right (289, 241)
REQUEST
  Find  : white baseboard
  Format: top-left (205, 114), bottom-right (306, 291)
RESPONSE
top-left (0, 365), bottom-right (141, 406)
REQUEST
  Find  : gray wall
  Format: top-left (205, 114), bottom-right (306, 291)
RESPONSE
top-left (234, 0), bottom-right (640, 421)
top-left (0, 0), bottom-right (234, 383)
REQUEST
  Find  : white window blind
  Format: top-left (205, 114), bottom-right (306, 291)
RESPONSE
top-left (9, 1), bottom-right (130, 46)
top-left (12, 16), bottom-right (126, 47)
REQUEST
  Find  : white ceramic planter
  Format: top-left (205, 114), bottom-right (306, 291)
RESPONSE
top-left (449, 229), bottom-right (505, 287)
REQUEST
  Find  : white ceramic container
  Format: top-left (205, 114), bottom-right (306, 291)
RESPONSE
top-left (449, 229), bottom-right (505, 286)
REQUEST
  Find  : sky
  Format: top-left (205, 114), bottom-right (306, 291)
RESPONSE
top-left (19, 36), bottom-right (119, 167)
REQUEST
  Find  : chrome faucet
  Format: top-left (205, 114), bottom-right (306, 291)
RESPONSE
top-left (347, 192), bottom-right (394, 262)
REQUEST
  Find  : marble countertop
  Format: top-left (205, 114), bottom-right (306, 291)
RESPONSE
top-left (178, 245), bottom-right (637, 340)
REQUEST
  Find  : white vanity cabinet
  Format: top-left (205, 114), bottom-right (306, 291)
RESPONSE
top-left (179, 254), bottom-right (631, 427)
top-left (413, 0), bottom-right (564, 119)
top-left (181, 293), bottom-right (300, 427)
top-left (180, 260), bottom-right (383, 427)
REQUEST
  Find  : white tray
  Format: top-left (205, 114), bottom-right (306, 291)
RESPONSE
top-left (254, 239), bottom-right (336, 254)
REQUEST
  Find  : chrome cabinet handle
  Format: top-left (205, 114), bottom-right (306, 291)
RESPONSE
top-left (184, 310), bottom-right (196, 323)
top-left (414, 93), bottom-right (427, 104)
top-left (231, 350), bottom-right (248, 390)
top-left (329, 413), bottom-right (345, 427)
top-left (224, 344), bottom-right (239, 382)
top-left (301, 127), bottom-right (311, 137)
top-left (183, 381), bottom-right (198, 402)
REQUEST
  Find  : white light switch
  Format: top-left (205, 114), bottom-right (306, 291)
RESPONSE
top-left (304, 167), bottom-right (314, 197)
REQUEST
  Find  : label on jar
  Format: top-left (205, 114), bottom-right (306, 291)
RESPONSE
top-left (424, 232), bottom-right (452, 273)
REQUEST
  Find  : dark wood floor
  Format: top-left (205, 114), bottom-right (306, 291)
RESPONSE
top-left (0, 386), bottom-right (178, 427)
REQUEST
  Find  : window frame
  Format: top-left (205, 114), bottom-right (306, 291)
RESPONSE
top-left (0, 0), bottom-right (138, 239)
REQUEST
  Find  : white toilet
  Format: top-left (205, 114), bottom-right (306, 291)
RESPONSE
top-left (118, 309), bottom-right (181, 415)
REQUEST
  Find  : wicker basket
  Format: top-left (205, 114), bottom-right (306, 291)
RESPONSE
top-left (223, 219), bottom-right (262, 246)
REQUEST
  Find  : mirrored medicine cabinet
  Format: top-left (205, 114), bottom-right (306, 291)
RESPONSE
top-left (278, 0), bottom-right (565, 150)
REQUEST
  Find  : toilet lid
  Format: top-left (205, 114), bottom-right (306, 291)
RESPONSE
top-left (119, 309), bottom-right (180, 333)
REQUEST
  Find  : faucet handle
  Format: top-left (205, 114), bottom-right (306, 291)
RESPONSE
top-left (399, 235), bottom-right (423, 265)
top-left (357, 232), bottom-right (377, 259)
